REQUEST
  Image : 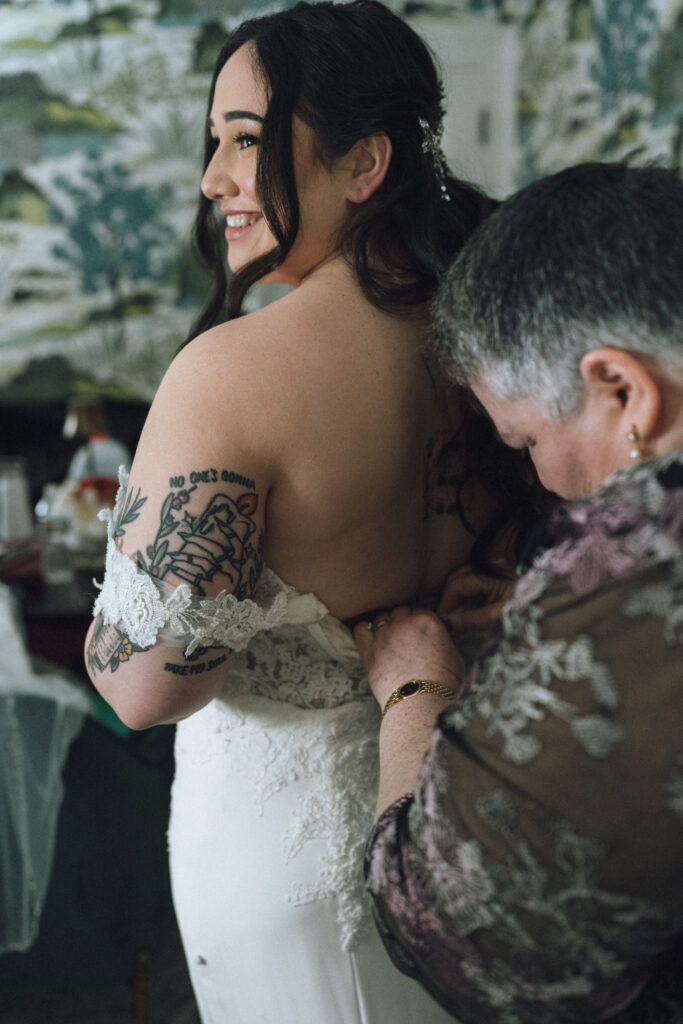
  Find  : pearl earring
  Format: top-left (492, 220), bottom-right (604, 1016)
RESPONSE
top-left (627, 424), bottom-right (643, 460)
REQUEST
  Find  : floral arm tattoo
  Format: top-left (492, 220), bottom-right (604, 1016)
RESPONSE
top-left (87, 468), bottom-right (263, 676)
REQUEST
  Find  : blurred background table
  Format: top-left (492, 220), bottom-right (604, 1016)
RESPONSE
top-left (17, 571), bottom-right (96, 680)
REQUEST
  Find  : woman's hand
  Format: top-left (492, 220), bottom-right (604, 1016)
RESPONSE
top-left (354, 606), bottom-right (465, 710)
top-left (438, 565), bottom-right (515, 634)
top-left (354, 607), bottom-right (465, 815)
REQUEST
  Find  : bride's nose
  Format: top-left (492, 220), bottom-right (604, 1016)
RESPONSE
top-left (201, 150), bottom-right (239, 200)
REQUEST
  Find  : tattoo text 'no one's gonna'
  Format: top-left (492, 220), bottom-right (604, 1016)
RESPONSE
top-left (169, 469), bottom-right (255, 489)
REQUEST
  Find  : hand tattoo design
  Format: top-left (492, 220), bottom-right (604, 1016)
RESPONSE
top-left (90, 469), bottom-right (262, 675)
top-left (136, 486), bottom-right (261, 598)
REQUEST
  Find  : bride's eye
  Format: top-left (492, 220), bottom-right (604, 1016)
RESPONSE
top-left (233, 132), bottom-right (259, 151)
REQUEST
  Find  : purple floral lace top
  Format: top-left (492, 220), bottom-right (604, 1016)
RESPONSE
top-left (366, 450), bottom-right (683, 1023)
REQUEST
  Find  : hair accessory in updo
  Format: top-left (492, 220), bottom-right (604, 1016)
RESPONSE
top-left (419, 116), bottom-right (450, 201)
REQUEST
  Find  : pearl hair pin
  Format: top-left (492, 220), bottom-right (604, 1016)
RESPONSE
top-left (419, 116), bottom-right (450, 202)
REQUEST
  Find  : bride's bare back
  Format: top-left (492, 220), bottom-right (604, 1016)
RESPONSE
top-left (256, 261), bottom-right (483, 618)
top-left (84, 258), bottom-right (489, 728)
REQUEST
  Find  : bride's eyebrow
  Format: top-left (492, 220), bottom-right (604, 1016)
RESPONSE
top-left (208, 110), bottom-right (265, 128)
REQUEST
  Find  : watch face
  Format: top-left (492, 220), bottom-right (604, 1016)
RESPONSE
top-left (399, 680), bottom-right (421, 698)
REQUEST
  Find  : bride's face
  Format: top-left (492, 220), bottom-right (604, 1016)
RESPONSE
top-left (201, 43), bottom-right (354, 286)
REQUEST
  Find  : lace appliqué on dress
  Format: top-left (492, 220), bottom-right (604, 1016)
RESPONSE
top-left (176, 690), bottom-right (379, 950)
top-left (92, 467), bottom-right (288, 656)
top-left (173, 561), bottom-right (378, 951)
top-left (281, 703), bottom-right (379, 949)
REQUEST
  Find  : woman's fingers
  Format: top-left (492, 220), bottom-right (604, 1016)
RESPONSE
top-left (354, 606), bottom-right (409, 658)
top-left (353, 607), bottom-right (464, 705)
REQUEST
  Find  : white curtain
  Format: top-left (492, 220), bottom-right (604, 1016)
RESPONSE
top-left (0, 584), bottom-right (90, 954)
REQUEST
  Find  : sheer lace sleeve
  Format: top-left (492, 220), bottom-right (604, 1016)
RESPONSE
top-left (366, 455), bottom-right (683, 1023)
top-left (92, 468), bottom-right (288, 657)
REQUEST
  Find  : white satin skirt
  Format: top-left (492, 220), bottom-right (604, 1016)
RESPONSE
top-left (168, 694), bottom-right (456, 1024)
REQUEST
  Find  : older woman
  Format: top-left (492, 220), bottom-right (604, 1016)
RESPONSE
top-left (355, 162), bottom-right (683, 1022)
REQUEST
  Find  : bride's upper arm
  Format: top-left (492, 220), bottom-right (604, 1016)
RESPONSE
top-left (84, 327), bottom-right (276, 729)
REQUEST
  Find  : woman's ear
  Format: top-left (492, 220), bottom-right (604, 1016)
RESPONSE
top-left (345, 134), bottom-right (391, 204)
top-left (579, 348), bottom-right (662, 443)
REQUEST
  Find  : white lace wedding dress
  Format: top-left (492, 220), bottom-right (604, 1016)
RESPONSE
top-left (167, 567), bottom-right (457, 1024)
top-left (92, 474), bottom-right (456, 1022)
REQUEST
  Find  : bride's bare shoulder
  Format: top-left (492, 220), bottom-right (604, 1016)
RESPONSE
top-left (158, 266), bottom-right (424, 448)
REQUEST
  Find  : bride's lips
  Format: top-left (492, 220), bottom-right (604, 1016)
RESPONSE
top-left (224, 212), bottom-right (262, 243)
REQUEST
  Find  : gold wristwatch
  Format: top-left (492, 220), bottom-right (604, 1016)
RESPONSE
top-left (381, 679), bottom-right (456, 720)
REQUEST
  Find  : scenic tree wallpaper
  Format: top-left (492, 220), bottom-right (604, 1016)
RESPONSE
top-left (0, 0), bottom-right (681, 404)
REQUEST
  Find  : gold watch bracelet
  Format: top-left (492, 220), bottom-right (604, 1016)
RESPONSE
top-left (381, 679), bottom-right (456, 720)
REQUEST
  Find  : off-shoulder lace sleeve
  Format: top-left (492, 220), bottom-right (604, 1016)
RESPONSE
top-left (92, 468), bottom-right (288, 657)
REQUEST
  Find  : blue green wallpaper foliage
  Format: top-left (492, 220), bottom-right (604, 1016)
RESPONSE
top-left (0, 0), bottom-right (228, 401)
top-left (0, 0), bottom-right (681, 402)
top-left (509, 0), bottom-right (683, 185)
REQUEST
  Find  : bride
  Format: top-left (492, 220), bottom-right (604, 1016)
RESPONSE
top-left (84, 2), bottom-right (537, 1020)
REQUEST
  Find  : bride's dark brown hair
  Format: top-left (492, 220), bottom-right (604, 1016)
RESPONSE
top-left (186, 0), bottom-right (552, 565)
top-left (186, 0), bottom-right (496, 335)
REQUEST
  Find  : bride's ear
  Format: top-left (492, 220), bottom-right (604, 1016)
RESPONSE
top-left (345, 134), bottom-right (391, 205)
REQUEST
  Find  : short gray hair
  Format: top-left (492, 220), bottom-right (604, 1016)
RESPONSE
top-left (432, 162), bottom-right (683, 421)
